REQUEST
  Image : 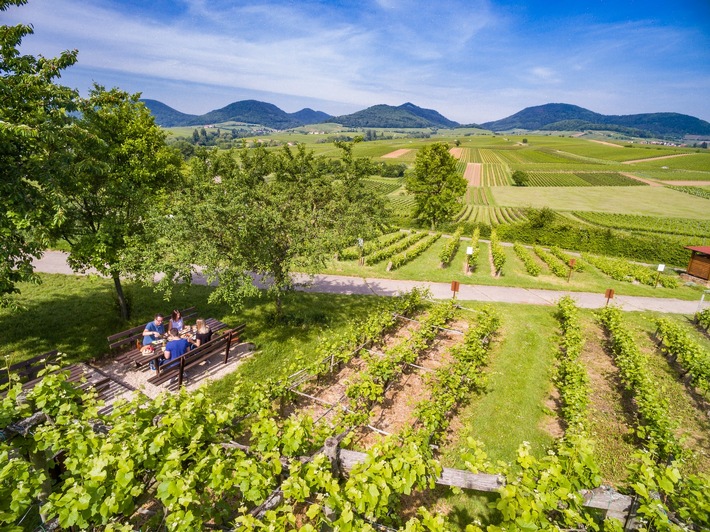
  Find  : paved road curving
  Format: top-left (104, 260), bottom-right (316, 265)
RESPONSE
top-left (33, 251), bottom-right (705, 315)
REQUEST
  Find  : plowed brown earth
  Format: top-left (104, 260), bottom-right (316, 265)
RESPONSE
top-left (580, 319), bottom-right (637, 485)
top-left (288, 311), bottom-right (476, 455)
top-left (352, 320), bottom-right (468, 448)
top-left (541, 386), bottom-right (564, 439)
top-left (382, 149), bottom-right (412, 159)
top-left (464, 163), bottom-right (482, 186)
top-left (288, 317), bottom-right (418, 426)
top-left (449, 147), bottom-right (464, 159)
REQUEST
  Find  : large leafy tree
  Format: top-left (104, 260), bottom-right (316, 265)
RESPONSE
top-left (133, 142), bottom-right (387, 314)
top-left (0, 0), bottom-right (78, 307)
top-left (48, 85), bottom-right (182, 320)
top-left (406, 142), bottom-right (466, 229)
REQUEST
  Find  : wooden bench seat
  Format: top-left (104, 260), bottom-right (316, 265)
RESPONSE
top-left (148, 324), bottom-right (246, 388)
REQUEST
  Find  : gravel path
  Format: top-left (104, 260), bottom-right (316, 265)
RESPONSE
top-left (34, 251), bottom-right (705, 314)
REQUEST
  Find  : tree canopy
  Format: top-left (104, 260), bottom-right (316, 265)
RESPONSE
top-left (131, 142), bottom-right (388, 314)
top-left (405, 143), bottom-right (466, 229)
top-left (0, 0), bottom-right (78, 307)
top-left (47, 85), bottom-right (183, 319)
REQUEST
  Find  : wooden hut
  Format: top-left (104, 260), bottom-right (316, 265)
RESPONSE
top-left (685, 246), bottom-right (710, 280)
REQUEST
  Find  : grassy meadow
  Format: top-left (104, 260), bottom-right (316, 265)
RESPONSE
top-left (491, 185), bottom-right (710, 217)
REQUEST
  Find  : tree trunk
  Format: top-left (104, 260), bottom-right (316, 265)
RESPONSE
top-left (275, 291), bottom-right (283, 318)
top-left (113, 274), bottom-right (130, 321)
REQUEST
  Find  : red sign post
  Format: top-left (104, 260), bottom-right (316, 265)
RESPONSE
top-left (451, 280), bottom-right (460, 299)
top-left (567, 258), bottom-right (576, 283)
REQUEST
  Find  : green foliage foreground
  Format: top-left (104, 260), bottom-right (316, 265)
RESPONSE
top-left (2, 291), bottom-right (709, 530)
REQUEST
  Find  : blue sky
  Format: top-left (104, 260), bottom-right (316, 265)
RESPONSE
top-left (6, 0), bottom-right (710, 123)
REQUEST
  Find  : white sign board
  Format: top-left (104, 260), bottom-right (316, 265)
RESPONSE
top-left (657, 264), bottom-right (665, 272)
top-left (466, 246), bottom-right (474, 255)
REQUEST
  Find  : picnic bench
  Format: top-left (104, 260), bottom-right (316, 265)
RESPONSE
top-left (147, 324), bottom-right (246, 388)
top-left (1, 349), bottom-right (61, 386)
top-left (1, 350), bottom-right (135, 414)
top-left (108, 307), bottom-right (197, 366)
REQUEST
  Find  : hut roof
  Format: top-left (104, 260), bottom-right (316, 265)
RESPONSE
top-left (685, 246), bottom-right (710, 255)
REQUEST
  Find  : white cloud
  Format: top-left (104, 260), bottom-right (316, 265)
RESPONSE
top-left (529, 67), bottom-right (559, 83)
top-left (4, 0), bottom-right (709, 123)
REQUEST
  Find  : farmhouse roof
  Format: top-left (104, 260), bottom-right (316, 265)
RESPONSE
top-left (685, 246), bottom-right (710, 255)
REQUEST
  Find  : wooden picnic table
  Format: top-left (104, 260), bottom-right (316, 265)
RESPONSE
top-left (116, 318), bottom-right (231, 370)
top-left (147, 323), bottom-right (246, 388)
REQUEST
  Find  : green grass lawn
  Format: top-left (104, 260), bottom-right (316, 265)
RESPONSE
top-left (0, 273), bottom-right (384, 372)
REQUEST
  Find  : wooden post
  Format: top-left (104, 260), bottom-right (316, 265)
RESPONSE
top-left (323, 437), bottom-right (341, 478)
top-left (567, 258), bottom-right (576, 283)
top-left (451, 280), bottom-right (460, 299)
top-left (178, 356), bottom-right (186, 387)
top-left (223, 331), bottom-right (233, 364)
top-left (605, 288), bottom-right (615, 306)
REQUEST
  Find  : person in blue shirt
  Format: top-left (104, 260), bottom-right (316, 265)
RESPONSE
top-left (162, 328), bottom-right (190, 367)
top-left (142, 314), bottom-right (165, 346)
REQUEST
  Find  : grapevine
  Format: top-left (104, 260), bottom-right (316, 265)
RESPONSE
top-left (513, 242), bottom-right (541, 276)
top-left (438, 226), bottom-right (464, 267)
top-left (367, 232), bottom-right (426, 264)
top-left (694, 308), bottom-right (710, 331)
top-left (597, 307), bottom-right (683, 461)
top-left (388, 233), bottom-right (441, 270)
top-left (550, 245), bottom-right (585, 271)
top-left (469, 226), bottom-right (480, 271)
top-left (338, 231), bottom-right (407, 261)
top-left (654, 318), bottom-right (710, 396)
top-left (533, 245), bottom-right (568, 277)
top-left (489, 229), bottom-right (505, 275)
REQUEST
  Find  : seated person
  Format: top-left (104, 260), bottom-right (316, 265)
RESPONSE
top-left (162, 328), bottom-right (190, 367)
top-left (192, 318), bottom-right (213, 347)
top-left (142, 314), bottom-right (165, 346)
top-left (169, 309), bottom-right (184, 332)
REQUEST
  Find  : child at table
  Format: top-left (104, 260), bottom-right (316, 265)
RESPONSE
top-left (169, 309), bottom-right (184, 332)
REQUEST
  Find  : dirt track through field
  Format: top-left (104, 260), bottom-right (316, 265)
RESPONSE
top-left (588, 139), bottom-right (623, 148)
top-left (622, 153), bottom-right (694, 164)
top-left (449, 147), bottom-right (464, 159)
top-left (382, 149), bottom-right (412, 159)
top-left (662, 180), bottom-right (710, 186)
top-left (464, 163), bottom-right (482, 186)
top-left (619, 172), bottom-right (662, 186)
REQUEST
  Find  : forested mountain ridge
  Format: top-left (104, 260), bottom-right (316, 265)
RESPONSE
top-left (142, 98), bottom-right (710, 136)
top-left (140, 99), bottom-right (333, 129)
top-left (325, 102), bottom-right (460, 128)
top-left (140, 99), bottom-right (199, 127)
top-left (481, 103), bottom-right (710, 137)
